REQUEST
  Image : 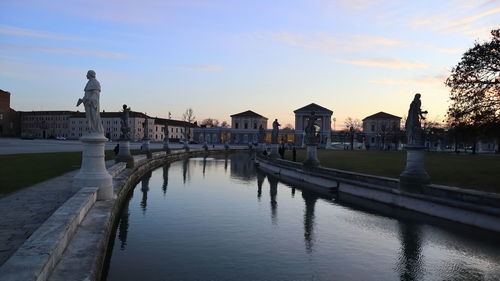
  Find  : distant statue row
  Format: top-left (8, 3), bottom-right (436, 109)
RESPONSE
top-left (76, 70), bottom-right (426, 148)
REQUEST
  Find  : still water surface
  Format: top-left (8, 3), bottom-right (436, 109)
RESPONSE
top-left (104, 153), bottom-right (500, 281)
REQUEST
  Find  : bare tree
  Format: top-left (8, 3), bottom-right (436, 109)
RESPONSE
top-left (221, 120), bottom-right (230, 127)
top-left (283, 123), bottom-right (294, 130)
top-left (182, 108), bottom-right (195, 141)
top-left (200, 118), bottom-right (219, 128)
top-left (344, 117), bottom-right (362, 131)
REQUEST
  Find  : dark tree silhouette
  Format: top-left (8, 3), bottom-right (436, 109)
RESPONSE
top-left (200, 118), bottom-right (219, 127)
top-left (445, 29), bottom-right (500, 152)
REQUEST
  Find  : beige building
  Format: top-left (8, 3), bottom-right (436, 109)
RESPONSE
top-left (294, 103), bottom-right (333, 147)
top-left (20, 110), bottom-right (195, 141)
top-left (362, 111), bottom-right (401, 149)
top-left (230, 110), bottom-right (268, 144)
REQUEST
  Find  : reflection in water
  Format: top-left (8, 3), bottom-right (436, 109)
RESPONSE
top-left (224, 153), bottom-right (228, 171)
top-left (202, 156), bottom-right (207, 177)
top-left (182, 157), bottom-right (189, 184)
top-left (396, 222), bottom-right (423, 281)
top-left (302, 189), bottom-right (318, 254)
top-left (256, 169), bottom-right (266, 201)
top-left (140, 171), bottom-right (152, 213)
top-left (267, 174), bottom-right (279, 225)
top-left (230, 153), bottom-right (256, 182)
top-left (106, 153), bottom-right (500, 281)
top-left (162, 163), bottom-right (170, 195)
top-left (117, 194), bottom-right (132, 250)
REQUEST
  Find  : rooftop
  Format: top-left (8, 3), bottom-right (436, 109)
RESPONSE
top-left (293, 103), bottom-right (333, 114)
top-left (362, 111), bottom-right (401, 120)
top-left (230, 110), bottom-right (267, 119)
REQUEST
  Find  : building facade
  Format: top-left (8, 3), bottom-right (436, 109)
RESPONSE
top-left (19, 110), bottom-right (195, 141)
top-left (230, 110), bottom-right (268, 144)
top-left (362, 111), bottom-right (402, 150)
top-left (0, 90), bottom-right (20, 137)
top-left (293, 103), bottom-right (333, 147)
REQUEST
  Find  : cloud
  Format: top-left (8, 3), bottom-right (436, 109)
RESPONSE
top-left (369, 74), bottom-right (448, 85)
top-left (0, 24), bottom-right (85, 41)
top-left (446, 7), bottom-right (500, 28)
top-left (180, 64), bottom-right (224, 71)
top-left (0, 43), bottom-right (128, 59)
top-left (256, 31), bottom-right (407, 53)
top-left (338, 58), bottom-right (427, 69)
top-left (410, 4), bottom-right (500, 38)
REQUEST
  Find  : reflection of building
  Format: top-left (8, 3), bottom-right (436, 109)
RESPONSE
top-left (230, 153), bottom-right (256, 181)
top-left (294, 103), bottom-right (333, 147)
top-left (362, 112), bottom-right (401, 150)
top-left (19, 110), bottom-right (195, 141)
top-left (0, 90), bottom-right (20, 137)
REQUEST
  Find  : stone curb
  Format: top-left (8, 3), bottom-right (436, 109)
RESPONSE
top-left (0, 187), bottom-right (98, 281)
top-left (256, 156), bottom-right (500, 232)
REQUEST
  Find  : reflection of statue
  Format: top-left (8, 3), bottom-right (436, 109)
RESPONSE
top-left (77, 70), bottom-right (103, 135)
top-left (271, 119), bottom-right (280, 144)
top-left (258, 124), bottom-right (266, 143)
top-left (120, 104), bottom-right (131, 140)
top-left (302, 189), bottom-right (318, 253)
top-left (140, 171), bottom-right (151, 213)
top-left (305, 111), bottom-right (319, 145)
top-left (405, 94), bottom-right (427, 146)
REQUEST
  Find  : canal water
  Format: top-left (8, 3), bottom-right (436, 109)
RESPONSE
top-left (103, 153), bottom-right (500, 281)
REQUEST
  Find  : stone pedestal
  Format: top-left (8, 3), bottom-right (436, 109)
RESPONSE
top-left (115, 139), bottom-right (134, 167)
top-left (400, 145), bottom-right (430, 192)
top-left (269, 143), bottom-right (280, 158)
top-left (74, 134), bottom-right (113, 200)
top-left (303, 145), bottom-right (320, 169)
top-left (325, 136), bottom-right (332, 149)
top-left (163, 139), bottom-right (170, 153)
top-left (142, 139), bottom-right (152, 158)
top-left (258, 143), bottom-right (266, 153)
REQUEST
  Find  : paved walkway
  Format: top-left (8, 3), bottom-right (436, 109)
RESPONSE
top-left (0, 160), bottom-right (120, 266)
top-left (0, 170), bottom-right (81, 265)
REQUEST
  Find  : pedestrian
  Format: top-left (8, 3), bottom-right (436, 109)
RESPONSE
top-left (113, 143), bottom-right (120, 155)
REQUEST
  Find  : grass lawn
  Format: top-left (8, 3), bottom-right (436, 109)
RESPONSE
top-left (285, 149), bottom-right (500, 193)
top-left (0, 149), bottom-right (157, 196)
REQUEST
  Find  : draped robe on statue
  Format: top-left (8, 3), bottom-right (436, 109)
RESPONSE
top-left (82, 78), bottom-right (104, 135)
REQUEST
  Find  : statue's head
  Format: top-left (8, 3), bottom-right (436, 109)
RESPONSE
top-left (123, 104), bottom-right (127, 110)
top-left (414, 93), bottom-right (421, 99)
top-left (86, 70), bottom-right (96, 79)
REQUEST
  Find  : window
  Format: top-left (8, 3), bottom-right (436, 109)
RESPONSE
top-left (371, 124), bottom-right (375, 131)
top-left (244, 123), bottom-right (248, 129)
top-left (235, 123), bottom-right (239, 129)
top-left (254, 123), bottom-right (257, 129)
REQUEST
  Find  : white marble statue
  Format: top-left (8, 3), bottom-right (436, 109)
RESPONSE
top-left (77, 70), bottom-right (104, 135)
